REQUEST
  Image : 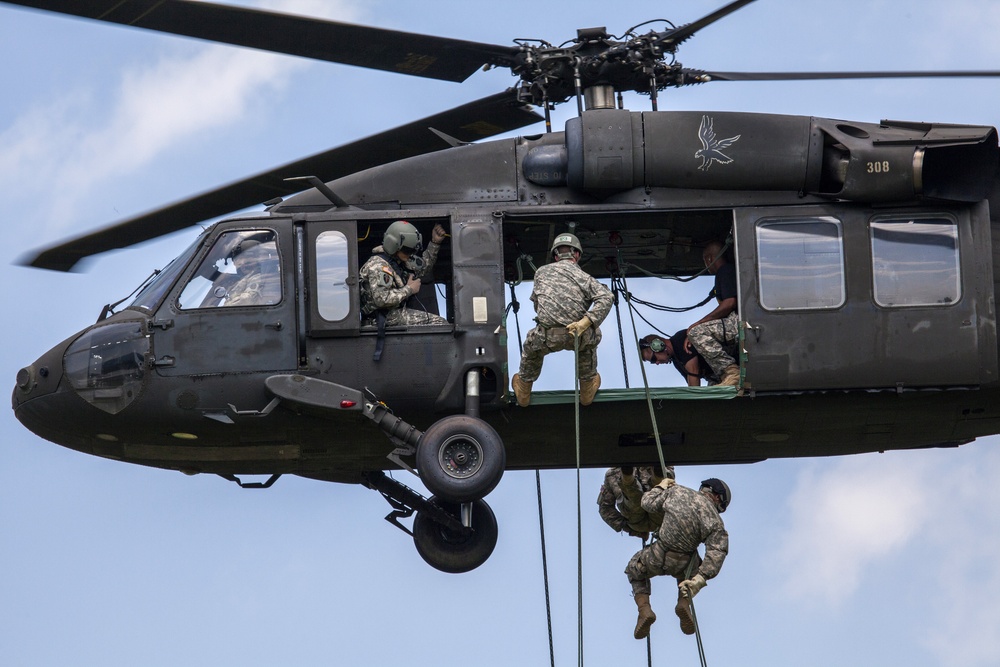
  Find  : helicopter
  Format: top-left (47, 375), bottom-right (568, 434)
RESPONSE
top-left (8, 0), bottom-right (1000, 575)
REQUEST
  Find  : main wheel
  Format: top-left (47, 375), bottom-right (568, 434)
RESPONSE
top-left (416, 415), bottom-right (505, 503)
top-left (412, 497), bottom-right (498, 573)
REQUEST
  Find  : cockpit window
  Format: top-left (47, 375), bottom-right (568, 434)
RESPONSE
top-left (128, 234), bottom-right (206, 312)
top-left (177, 230), bottom-right (282, 310)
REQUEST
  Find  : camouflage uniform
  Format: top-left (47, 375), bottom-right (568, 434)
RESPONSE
top-left (225, 267), bottom-right (281, 307)
top-left (625, 484), bottom-right (728, 596)
top-left (597, 467), bottom-right (675, 534)
top-left (360, 243), bottom-right (446, 326)
top-left (687, 311), bottom-right (740, 377)
top-left (517, 260), bottom-right (613, 382)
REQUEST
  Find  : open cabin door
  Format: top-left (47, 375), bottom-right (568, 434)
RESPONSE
top-left (734, 202), bottom-right (997, 392)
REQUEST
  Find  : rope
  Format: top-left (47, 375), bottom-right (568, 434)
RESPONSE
top-left (611, 281), bottom-right (630, 389)
top-left (683, 557), bottom-right (709, 667)
top-left (574, 334), bottom-right (585, 667)
top-left (506, 282), bottom-right (555, 667)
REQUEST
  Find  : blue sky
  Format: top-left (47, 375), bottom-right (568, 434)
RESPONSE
top-left (2, 1), bottom-right (1000, 665)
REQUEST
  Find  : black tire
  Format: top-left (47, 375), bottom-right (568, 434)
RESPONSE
top-left (412, 497), bottom-right (498, 573)
top-left (416, 415), bottom-right (505, 503)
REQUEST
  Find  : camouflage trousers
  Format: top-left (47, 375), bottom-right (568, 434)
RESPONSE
top-left (619, 481), bottom-right (662, 533)
top-left (687, 311), bottom-right (740, 377)
top-left (625, 540), bottom-right (702, 596)
top-left (366, 307), bottom-right (447, 327)
top-left (517, 325), bottom-right (601, 382)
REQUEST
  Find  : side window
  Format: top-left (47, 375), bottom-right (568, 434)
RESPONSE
top-left (177, 230), bottom-right (281, 309)
top-left (870, 217), bottom-right (960, 307)
top-left (756, 217), bottom-right (845, 310)
top-left (315, 230), bottom-right (350, 322)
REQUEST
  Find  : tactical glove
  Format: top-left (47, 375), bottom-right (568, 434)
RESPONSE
top-left (679, 573), bottom-right (707, 599)
top-left (566, 315), bottom-right (592, 337)
top-left (656, 477), bottom-right (675, 490)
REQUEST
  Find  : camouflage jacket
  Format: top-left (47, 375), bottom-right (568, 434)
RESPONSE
top-left (597, 467), bottom-right (663, 533)
top-left (359, 242), bottom-right (440, 318)
top-left (641, 484), bottom-right (729, 580)
top-left (530, 259), bottom-right (613, 328)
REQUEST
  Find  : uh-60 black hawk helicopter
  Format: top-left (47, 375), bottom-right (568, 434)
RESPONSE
top-left (9, 0), bottom-right (1000, 573)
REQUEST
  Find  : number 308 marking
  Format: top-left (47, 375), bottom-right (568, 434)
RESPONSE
top-left (867, 161), bottom-right (890, 174)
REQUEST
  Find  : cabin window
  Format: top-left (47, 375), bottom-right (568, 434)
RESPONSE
top-left (756, 217), bottom-right (845, 310)
top-left (315, 230), bottom-right (351, 322)
top-left (870, 217), bottom-right (960, 307)
top-left (177, 230), bottom-right (282, 309)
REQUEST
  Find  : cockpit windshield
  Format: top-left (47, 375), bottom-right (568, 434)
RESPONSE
top-left (127, 232), bottom-right (207, 312)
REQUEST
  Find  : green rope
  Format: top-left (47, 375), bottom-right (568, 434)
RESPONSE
top-left (506, 282), bottom-right (556, 667)
top-left (574, 334), bottom-right (584, 667)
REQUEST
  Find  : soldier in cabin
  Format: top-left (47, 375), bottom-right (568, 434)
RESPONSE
top-left (360, 220), bottom-right (448, 326)
top-left (685, 240), bottom-right (740, 386)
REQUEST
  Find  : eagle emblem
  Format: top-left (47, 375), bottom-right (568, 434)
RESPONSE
top-left (695, 115), bottom-right (741, 171)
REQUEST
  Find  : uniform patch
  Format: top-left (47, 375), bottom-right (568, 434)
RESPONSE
top-left (379, 272), bottom-right (393, 287)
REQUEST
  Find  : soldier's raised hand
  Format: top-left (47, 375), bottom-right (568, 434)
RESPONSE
top-left (431, 224), bottom-right (447, 244)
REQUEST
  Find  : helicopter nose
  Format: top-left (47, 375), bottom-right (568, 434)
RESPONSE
top-left (12, 319), bottom-right (150, 452)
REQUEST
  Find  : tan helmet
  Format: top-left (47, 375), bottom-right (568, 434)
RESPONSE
top-left (551, 232), bottom-right (582, 258)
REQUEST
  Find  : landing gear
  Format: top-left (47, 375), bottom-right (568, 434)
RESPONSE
top-left (413, 496), bottom-right (498, 573)
top-left (417, 415), bottom-right (505, 503)
top-left (363, 471), bottom-right (498, 573)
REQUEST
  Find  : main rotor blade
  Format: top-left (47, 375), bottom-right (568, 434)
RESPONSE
top-left (0, 0), bottom-right (519, 82)
top-left (697, 69), bottom-right (1000, 82)
top-left (24, 91), bottom-right (542, 272)
top-left (659, 0), bottom-right (756, 49)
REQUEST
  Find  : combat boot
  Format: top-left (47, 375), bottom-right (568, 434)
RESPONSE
top-left (718, 364), bottom-right (740, 387)
top-left (579, 373), bottom-right (601, 406)
top-left (633, 593), bottom-right (656, 639)
top-left (675, 596), bottom-right (696, 635)
top-left (511, 373), bottom-right (532, 407)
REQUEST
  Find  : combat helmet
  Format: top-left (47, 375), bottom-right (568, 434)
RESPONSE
top-left (551, 232), bottom-right (582, 259)
top-left (383, 220), bottom-right (423, 255)
top-left (700, 478), bottom-right (732, 513)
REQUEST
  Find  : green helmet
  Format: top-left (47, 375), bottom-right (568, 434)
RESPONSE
top-left (551, 232), bottom-right (582, 258)
top-left (700, 478), bottom-right (732, 513)
top-left (383, 220), bottom-right (423, 255)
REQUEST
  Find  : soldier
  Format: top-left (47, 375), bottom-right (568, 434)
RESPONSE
top-left (685, 240), bottom-right (740, 386)
top-left (597, 465), bottom-right (675, 539)
top-left (625, 477), bottom-right (731, 640)
top-left (639, 332), bottom-right (708, 386)
top-left (511, 233), bottom-right (613, 407)
top-left (360, 220), bottom-right (448, 326)
top-left (224, 237), bottom-right (281, 307)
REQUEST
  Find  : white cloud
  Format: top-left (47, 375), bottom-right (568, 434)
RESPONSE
top-left (919, 447), bottom-right (1000, 667)
top-left (0, 0), bottom-right (363, 235)
top-left (776, 454), bottom-right (931, 605)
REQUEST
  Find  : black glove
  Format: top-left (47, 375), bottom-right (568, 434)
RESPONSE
top-left (621, 465), bottom-right (634, 476)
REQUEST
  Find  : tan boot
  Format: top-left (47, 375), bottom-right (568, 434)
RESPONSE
top-left (579, 373), bottom-right (601, 406)
top-left (717, 364), bottom-right (740, 387)
top-left (675, 596), bottom-right (695, 635)
top-left (633, 593), bottom-right (656, 639)
top-left (511, 373), bottom-right (532, 407)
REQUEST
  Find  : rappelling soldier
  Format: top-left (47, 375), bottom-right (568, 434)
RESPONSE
top-left (511, 233), bottom-right (613, 406)
top-left (597, 465), bottom-right (675, 539)
top-left (625, 477), bottom-right (731, 640)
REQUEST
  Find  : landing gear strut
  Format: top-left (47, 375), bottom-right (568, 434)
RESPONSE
top-left (363, 470), bottom-right (498, 573)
